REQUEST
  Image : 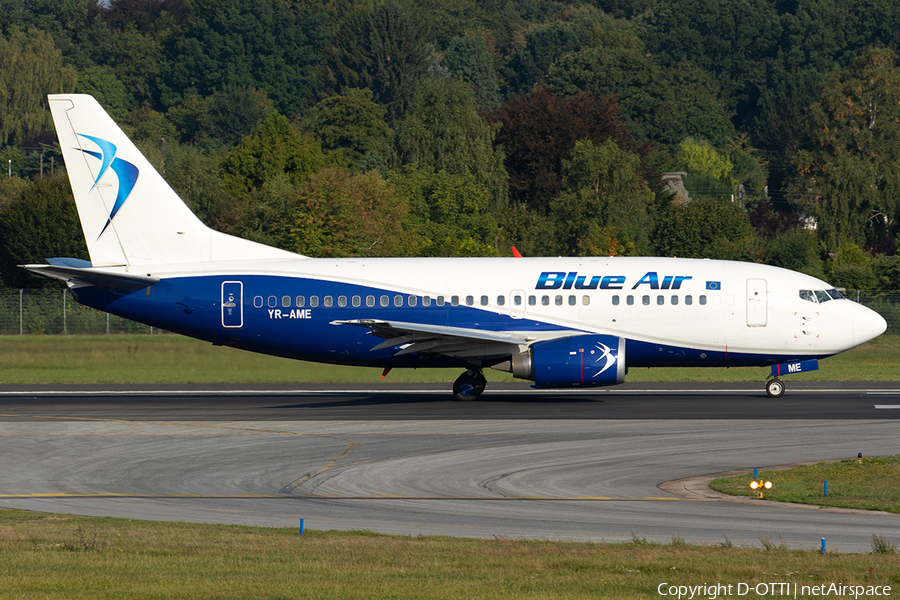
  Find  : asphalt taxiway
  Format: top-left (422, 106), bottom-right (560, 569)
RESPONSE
top-left (1, 382), bottom-right (898, 552)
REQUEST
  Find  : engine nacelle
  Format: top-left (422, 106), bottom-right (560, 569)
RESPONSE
top-left (492, 335), bottom-right (626, 388)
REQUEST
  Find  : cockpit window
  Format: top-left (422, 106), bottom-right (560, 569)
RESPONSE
top-left (800, 289), bottom-right (844, 303)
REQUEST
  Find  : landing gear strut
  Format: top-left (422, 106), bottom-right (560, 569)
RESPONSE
top-left (765, 377), bottom-right (785, 398)
top-left (453, 369), bottom-right (487, 401)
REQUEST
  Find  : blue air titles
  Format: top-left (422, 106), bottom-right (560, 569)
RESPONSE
top-left (536, 272), bottom-right (692, 291)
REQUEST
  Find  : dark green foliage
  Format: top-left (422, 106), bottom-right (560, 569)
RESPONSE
top-left (391, 168), bottom-right (502, 257)
top-left (167, 86), bottom-right (274, 150)
top-left (310, 88), bottom-right (392, 168)
top-left (442, 36), bottom-right (501, 110)
top-left (327, 1), bottom-right (433, 122)
top-left (394, 77), bottom-right (508, 208)
top-left (488, 89), bottom-right (641, 212)
top-left (221, 113), bottom-right (326, 198)
top-left (551, 139), bottom-right (654, 256)
top-left (654, 197), bottom-right (759, 261)
top-left (0, 175), bottom-right (88, 288)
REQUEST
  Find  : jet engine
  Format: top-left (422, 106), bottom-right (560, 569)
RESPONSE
top-left (492, 335), bottom-right (626, 388)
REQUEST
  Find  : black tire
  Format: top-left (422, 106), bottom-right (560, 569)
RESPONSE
top-left (766, 378), bottom-right (785, 398)
top-left (453, 372), bottom-right (485, 401)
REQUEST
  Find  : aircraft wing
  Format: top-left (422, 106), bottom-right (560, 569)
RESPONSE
top-left (330, 319), bottom-right (538, 359)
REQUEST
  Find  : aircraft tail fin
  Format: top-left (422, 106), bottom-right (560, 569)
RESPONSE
top-left (48, 94), bottom-right (299, 267)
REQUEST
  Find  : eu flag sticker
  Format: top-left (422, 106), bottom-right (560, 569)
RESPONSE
top-left (706, 281), bottom-right (721, 290)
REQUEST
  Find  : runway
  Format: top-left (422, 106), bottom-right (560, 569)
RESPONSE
top-left (1, 382), bottom-right (899, 552)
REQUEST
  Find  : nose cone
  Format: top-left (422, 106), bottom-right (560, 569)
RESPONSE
top-left (854, 303), bottom-right (887, 346)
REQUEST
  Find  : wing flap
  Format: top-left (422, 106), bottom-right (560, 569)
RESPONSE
top-left (331, 319), bottom-right (532, 360)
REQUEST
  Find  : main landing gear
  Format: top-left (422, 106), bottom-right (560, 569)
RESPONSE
top-left (765, 377), bottom-right (785, 398)
top-left (453, 369), bottom-right (487, 401)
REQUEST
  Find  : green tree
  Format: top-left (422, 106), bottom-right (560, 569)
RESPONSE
top-left (442, 35), bottom-right (501, 110)
top-left (0, 27), bottom-right (76, 147)
top-left (168, 86), bottom-right (274, 150)
top-left (221, 112), bottom-right (326, 198)
top-left (545, 47), bottom-right (735, 146)
top-left (793, 48), bottom-right (900, 252)
top-left (310, 88), bottom-right (392, 168)
top-left (488, 89), bottom-right (644, 212)
top-left (326, 1), bottom-right (433, 121)
top-left (655, 197), bottom-right (759, 261)
top-left (394, 77), bottom-right (508, 208)
top-left (0, 174), bottom-right (87, 287)
top-left (550, 139), bottom-right (654, 256)
top-left (390, 167), bottom-right (502, 257)
top-left (283, 168), bottom-right (411, 258)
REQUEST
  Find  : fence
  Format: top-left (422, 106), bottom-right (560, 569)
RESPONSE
top-left (0, 289), bottom-right (163, 335)
top-left (2, 288), bottom-right (899, 336)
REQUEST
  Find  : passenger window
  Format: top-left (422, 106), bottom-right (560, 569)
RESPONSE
top-left (612, 295), bottom-right (620, 306)
top-left (627, 295), bottom-right (634, 306)
top-left (542, 296), bottom-right (549, 306)
top-left (394, 295), bottom-right (403, 307)
top-left (714, 295), bottom-right (722, 306)
top-left (699, 295), bottom-right (707, 305)
top-left (582, 295), bottom-right (590, 306)
top-left (324, 295), bottom-right (333, 308)
top-left (422, 296), bottom-right (432, 307)
top-left (451, 295), bottom-right (459, 306)
top-left (437, 296), bottom-right (445, 307)
top-left (568, 295), bottom-right (576, 306)
top-left (254, 296), bottom-right (263, 308)
top-left (338, 295), bottom-right (347, 307)
top-left (528, 295), bottom-right (536, 306)
top-left (657, 295), bottom-right (664, 305)
top-left (497, 295), bottom-right (506, 306)
top-left (408, 296), bottom-right (417, 307)
top-left (366, 295), bottom-right (375, 307)
top-left (352, 296), bottom-right (361, 308)
top-left (282, 295), bottom-right (291, 308)
top-left (296, 296), bottom-right (305, 308)
top-left (685, 295), bottom-right (692, 305)
top-left (671, 295), bottom-right (678, 305)
top-left (514, 296), bottom-right (522, 306)
top-left (555, 295), bottom-right (563, 306)
top-left (642, 295), bottom-right (650, 306)
top-left (465, 295), bottom-right (474, 306)
top-left (267, 296), bottom-right (277, 308)
top-left (480, 295), bottom-right (489, 306)
top-left (309, 296), bottom-right (319, 308)
top-left (380, 295), bottom-right (389, 307)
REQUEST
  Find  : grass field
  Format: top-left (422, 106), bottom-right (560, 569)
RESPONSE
top-left (0, 334), bottom-right (897, 385)
top-left (710, 456), bottom-right (900, 514)
top-left (1, 509), bottom-right (898, 599)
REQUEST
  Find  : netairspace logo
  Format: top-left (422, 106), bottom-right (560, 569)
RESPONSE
top-left (657, 582), bottom-right (892, 599)
top-left (76, 133), bottom-right (139, 238)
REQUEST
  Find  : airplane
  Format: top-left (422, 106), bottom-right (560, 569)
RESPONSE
top-left (23, 94), bottom-right (888, 400)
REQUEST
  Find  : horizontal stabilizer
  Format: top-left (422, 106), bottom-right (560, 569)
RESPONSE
top-left (21, 263), bottom-right (159, 288)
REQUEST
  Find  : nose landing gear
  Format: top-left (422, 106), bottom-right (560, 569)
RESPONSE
top-left (453, 369), bottom-right (487, 401)
top-left (765, 377), bottom-right (785, 398)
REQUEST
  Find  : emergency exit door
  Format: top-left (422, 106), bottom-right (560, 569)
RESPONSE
top-left (221, 281), bottom-right (243, 328)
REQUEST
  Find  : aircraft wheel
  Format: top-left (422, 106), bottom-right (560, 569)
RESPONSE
top-left (453, 372), bottom-right (485, 401)
top-left (766, 378), bottom-right (785, 398)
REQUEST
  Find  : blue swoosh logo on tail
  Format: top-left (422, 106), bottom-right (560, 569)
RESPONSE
top-left (76, 133), bottom-right (139, 239)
